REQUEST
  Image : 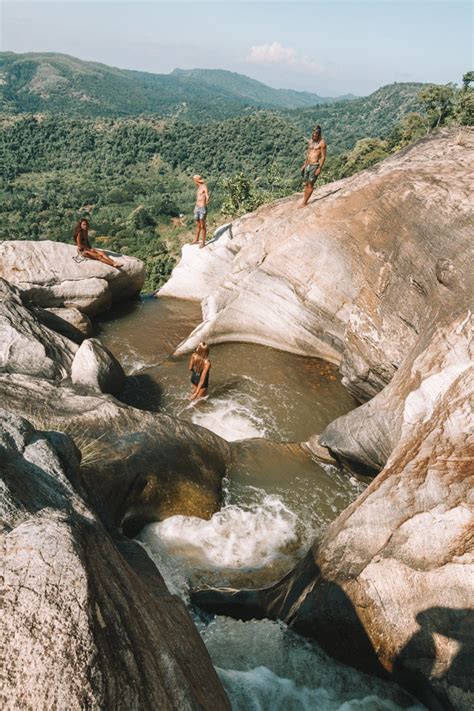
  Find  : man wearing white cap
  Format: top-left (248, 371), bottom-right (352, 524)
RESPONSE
top-left (191, 175), bottom-right (210, 248)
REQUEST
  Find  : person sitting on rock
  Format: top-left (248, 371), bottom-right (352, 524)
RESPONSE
top-left (73, 218), bottom-right (121, 269)
top-left (188, 342), bottom-right (211, 401)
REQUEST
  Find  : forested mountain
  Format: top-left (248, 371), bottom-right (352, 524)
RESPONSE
top-left (2, 48), bottom-right (470, 292)
top-left (0, 52), bottom-right (341, 120)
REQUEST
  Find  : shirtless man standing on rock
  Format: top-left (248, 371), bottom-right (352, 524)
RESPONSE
top-left (191, 175), bottom-right (210, 249)
top-left (301, 125), bottom-right (326, 207)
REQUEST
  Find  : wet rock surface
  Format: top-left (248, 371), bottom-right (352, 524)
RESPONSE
top-left (0, 373), bottom-right (231, 535)
top-left (193, 367), bottom-right (474, 709)
top-left (1, 409), bottom-right (230, 711)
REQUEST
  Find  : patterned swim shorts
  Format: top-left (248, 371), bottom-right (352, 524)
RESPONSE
top-left (194, 206), bottom-right (207, 221)
top-left (302, 163), bottom-right (320, 186)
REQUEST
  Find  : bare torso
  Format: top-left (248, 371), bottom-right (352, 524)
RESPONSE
top-left (306, 138), bottom-right (326, 164)
top-left (195, 183), bottom-right (208, 208)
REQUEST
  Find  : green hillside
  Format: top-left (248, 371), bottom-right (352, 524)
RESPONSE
top-left (0, 52), bottom-right (339, 120)
top-left (2, 50), bottom-right (470, 292)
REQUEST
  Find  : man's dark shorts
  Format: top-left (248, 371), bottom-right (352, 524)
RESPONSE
top-left (302, 163), bottom-right (320, 186)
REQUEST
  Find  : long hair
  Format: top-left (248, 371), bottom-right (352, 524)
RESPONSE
top-left (74, 218), bottom-right (89, 239)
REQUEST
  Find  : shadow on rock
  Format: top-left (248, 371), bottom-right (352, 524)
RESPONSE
top-left (191, 554), bottom-right (389, 679)
top-left (118, 373), bottom-right (164, 412)
top-left (393, 607), bottom-right (474, 711)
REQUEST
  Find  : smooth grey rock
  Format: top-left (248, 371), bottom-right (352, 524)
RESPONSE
top-left (0, 277), bottom-right (77, 380)
top-left (1, 409), bottom-right (230, 711)
top-left (45, 306), bottom-right (93, 337)
top-left (319, 308), bottom-right (473, 472)
top-left (0, 373), bottom-right (231, 534)
top-left (71, 338), bottom-right (125, 395)
top-left (0, 240), bottom-right (145, 316)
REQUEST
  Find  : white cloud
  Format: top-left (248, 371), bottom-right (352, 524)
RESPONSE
top-left (246, 42), bottom-right (323, 74)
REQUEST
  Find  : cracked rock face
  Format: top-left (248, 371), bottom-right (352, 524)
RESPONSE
top-left (0, 278), bottom-right (78, 380)
top-left (1, 409), bottom-right (230, 711)
top-left (0, 240), bottom-right (145, 316)
top-left (161, 129), bottom-right (473, 402)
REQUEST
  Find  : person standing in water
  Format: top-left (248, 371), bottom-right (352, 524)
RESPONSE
top-left (188, 342), bottom-right (211, 401)
top-left (301, 125), bottom-right (327, 207)
top-left (191, 175), bottom-right (210, 249)
top-left (73, 218), bottom-right (121, 269)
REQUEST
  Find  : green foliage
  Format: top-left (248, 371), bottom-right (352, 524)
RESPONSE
top-left (387, 112), bottom-right (427, 150)
top-left (417, 83), bottom-right (457, 128)
top-left (220, 173), bottom-right (265, 216)
top-left (342, 138), bottom-right (389, 176)
top-left (2, 72), bottom-right (471, 293)
top-left (462, 71), bottom-right (474, 91)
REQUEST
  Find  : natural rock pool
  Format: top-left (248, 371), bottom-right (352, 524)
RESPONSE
top-left (97, 294), bottom-right (424, 710)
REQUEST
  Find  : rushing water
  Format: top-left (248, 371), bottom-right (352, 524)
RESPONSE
top-left (97, 295), bottom-right (424, 710)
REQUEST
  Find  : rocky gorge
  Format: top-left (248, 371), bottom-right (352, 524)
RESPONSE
top-left (1, 128), bottom-right (473, 710)
top-left (162, 128), bottom-right (474, 709)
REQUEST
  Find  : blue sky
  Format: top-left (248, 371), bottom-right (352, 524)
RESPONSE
top-left (1, 1), bottom-right (472, 95)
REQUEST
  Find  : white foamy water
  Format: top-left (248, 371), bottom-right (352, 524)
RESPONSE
top-left (139, 488), bottom-right (303, 597)
top-left (200, 618), bottom-right (424, 711)
top-left (184, 387), bottom-right (275, 440)
top-left (138, 480), bottom-right (424, 711)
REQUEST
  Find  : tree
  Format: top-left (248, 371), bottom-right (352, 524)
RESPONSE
top-left (220, 172), bottom-right (264, 216)
top-left (388, 113), bottom-right (427, 151)
top-left (417, 84), bottom-right (457, 129)
top-left (462, 71), bottom-right (474, 92)
top-left (342, 138), bottom-right (389, 176)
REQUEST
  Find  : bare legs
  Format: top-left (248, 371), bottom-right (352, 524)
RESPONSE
top-left (81, 248), bottom-right (121, 269)
top-left (301, 183), bottom-right (314, 207)
top-left (191, 219), bottom-right (207, 248)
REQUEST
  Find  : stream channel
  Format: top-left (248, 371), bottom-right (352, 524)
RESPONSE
top-left (97, 295), bottom-right (424, 711)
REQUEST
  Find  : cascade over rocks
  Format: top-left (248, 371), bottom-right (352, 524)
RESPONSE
top-left (172, 130), bottom-right (473, 709)
top-left (0, 240), bottom-right (145, 316)
top-left (1, 409), bottom-right (230, 711)
top-left (161, 129), bottom-right (473, 403)
top-left (193, 365), bottom-right (474, 710)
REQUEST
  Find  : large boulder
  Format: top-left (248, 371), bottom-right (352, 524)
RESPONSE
top-left (1, 409), bottom-right (230, 710)
top-left (0, 373), bottom-right (231, 535)
top-left (161, 129), bottom-right (473, 402)
top-left (0, 277), bottom-right (77, 380)
top-left (192, 366), bottom-right (474, 710)
top-left (71, 338), bottom-right (126, 395)
top-left (43, 306), bottom-right (93, 337)
top-left (0, 240), bottom-right (145, 316)
top-left (317, 307), bottom-right (473, 473)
